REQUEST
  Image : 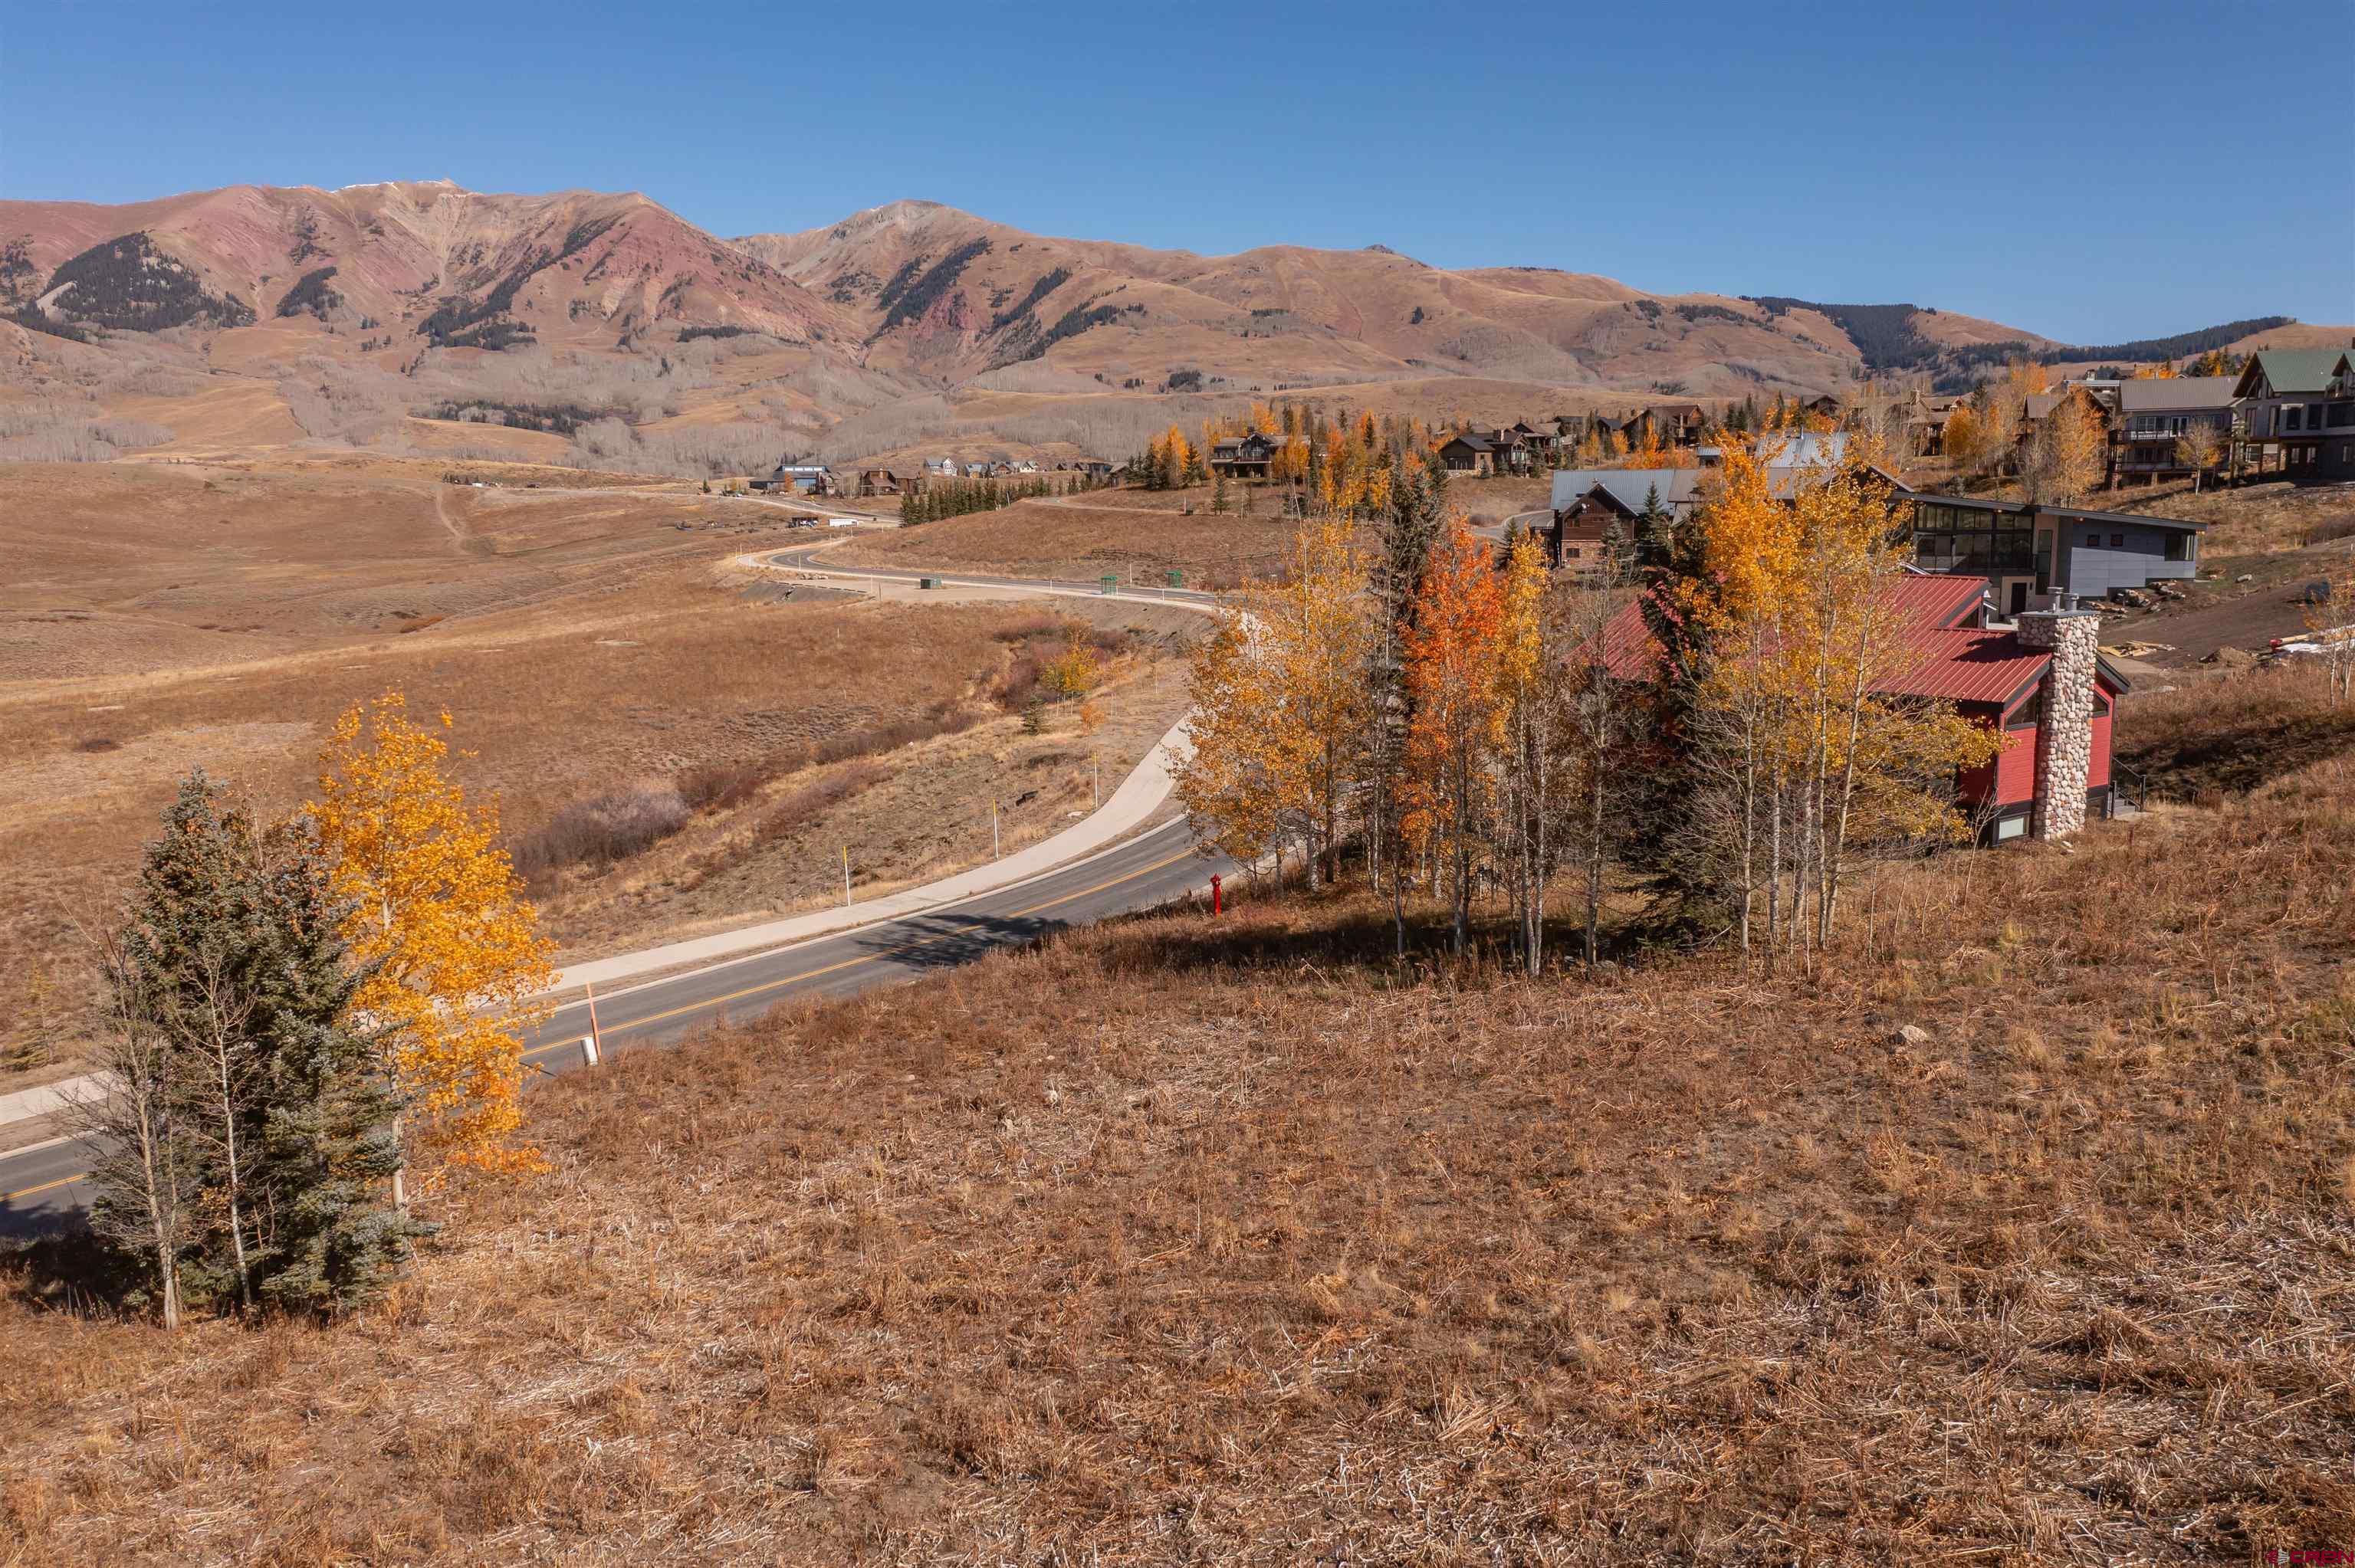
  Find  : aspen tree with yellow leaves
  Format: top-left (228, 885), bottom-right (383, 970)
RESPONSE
top-left (1493, 529), bottom-right (1563, 973)
top-left (309, 693), bottom-right (555, 1186)
top-left (2025, 387), bottom-right (2107, 503)
top-left (1403, 516), bottom-right (1509, 953)
top-left (1669, 442), bottom-right (2000, 959)
top-left (1174, 516), bottom-right (1374, 884)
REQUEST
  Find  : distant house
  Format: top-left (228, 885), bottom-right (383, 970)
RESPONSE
top-left (1437, 430), bottom-right (1496, 476)
top-left (1902, 391), bottom-right (1964, 456)
top-left (1209, 431), bottom-right (1279, 478)
top-left (1509, 420), bottom-right (1563, 461)
top-left (1624, 403), bottom-right (1709, 449)
top-left (1902, 492), bottom-right (2205, 617)
top-left (1603, 573), bottom-right (2132, 841)
top-left (2230, 344), bottom-right (2355, 484)
top-left (2019, 384), bottom-right (2114, 460)
top-left (1802, 393), bottom-right (1843, 421)
top-left (1485, 426), bottom-right (1533, 474)
top-left (751, 463), bottom-right (836, 496)
top-left (856, 468), bottom-right (904, 497)
top-left (1545, 452), bottom-right (1902, 572)
top-left (2108, 376), bottom-right (2235, 486)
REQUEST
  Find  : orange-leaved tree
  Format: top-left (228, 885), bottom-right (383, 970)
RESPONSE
top-left (1403, 515), bottom-right (1508, 952)
top-left (309, 692), bottom-right (554, 1186)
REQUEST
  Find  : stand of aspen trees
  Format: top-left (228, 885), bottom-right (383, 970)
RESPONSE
top-left (1175, 432), bottom-right (2001, 971)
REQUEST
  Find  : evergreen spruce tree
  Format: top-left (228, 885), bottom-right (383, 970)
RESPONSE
top-left (251, 817), bottom-right (430, 1317)
top-left (96, 773), bottom-right (426, 1319)
top-left (113, 773), bottom-right (275, 1309)
top-left (1634, 484), bottom-right (1673, 568)
top-left (1365, 453), bottom-right (1444, 950)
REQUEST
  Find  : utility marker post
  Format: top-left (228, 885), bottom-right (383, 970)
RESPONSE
top-left (842, 845), bottom-right (851, 906)
top-left (991, 799), bottom-right (1000, 858)
top-left (584, 980), bottom-right (604, 1064)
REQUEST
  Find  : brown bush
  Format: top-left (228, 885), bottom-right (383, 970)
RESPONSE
top-left (752, 761), bottom-right (888, 846)
top-left (675, 756), bottom-right (772, 813)
top-left (511, 784), bottom-right (689, 889)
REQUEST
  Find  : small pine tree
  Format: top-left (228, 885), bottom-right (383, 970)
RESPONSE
top-left (1211, 467), bottom-right (1230, 516)
top-left (1635, 484), bottom-right (1673, 566)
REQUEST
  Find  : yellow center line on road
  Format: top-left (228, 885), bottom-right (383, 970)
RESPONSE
top-left (5, 845), bottom-right (1204, 1206)
top-left (3, 1173), bottom-right (85, 1202)
top-left (582, 846), bottom-right (1198, 1042)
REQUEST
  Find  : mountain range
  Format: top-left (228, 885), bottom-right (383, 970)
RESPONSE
top-left (0, 181), bottom-right (2327, 472)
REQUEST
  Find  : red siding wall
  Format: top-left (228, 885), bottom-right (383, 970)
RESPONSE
top-left (1995, 723), bottom-right (2039, 806)
top-left (2089, 711), bottom-right (2112, 789)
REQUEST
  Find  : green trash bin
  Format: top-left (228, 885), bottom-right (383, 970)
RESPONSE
top-left (918, 576), bottom-right (939, 590)
top-left (1165, 569), bottom-right (1184, 589)
top-left (1100, 573), bottom-right (1118, 595)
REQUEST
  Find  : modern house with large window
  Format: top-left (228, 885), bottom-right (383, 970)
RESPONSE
top-left (2231, 346), bottom-right (2355, 484)
top-left (1904, 494), bottom-right (2205, 615)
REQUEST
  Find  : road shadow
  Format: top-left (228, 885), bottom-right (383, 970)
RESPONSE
top-left (842, 907), bottom-right (1074, 976)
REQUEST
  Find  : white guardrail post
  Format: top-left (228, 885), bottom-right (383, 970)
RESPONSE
top-left (580, 1034), bottom-right (600, 1068)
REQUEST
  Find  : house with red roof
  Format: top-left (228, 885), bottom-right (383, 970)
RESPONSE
top-left (1605, 573), bottom-right (2127, 843)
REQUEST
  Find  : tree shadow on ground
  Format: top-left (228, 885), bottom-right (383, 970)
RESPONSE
top-left (0, 1221), bottom-right (144, 1319)
top-left (1089, 894), bottom-right (1665, 981)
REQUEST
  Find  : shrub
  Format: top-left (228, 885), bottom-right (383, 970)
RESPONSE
top-left (678, 758), bottom-right (773, 813)
top-left (511, 785), bottom-right (690, 890)
top-left (752, 763), bottom-right (889, 847)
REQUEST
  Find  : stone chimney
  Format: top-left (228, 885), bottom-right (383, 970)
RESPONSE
top-left (2015, 592), bottom-right (2100, 839)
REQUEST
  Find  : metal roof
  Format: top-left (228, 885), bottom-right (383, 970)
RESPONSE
top-left (2240, 348), bottom-right (2355, 397)
top-left (1697, 431), bottom-right (1851, 466)
top-left (1879, 628), bottom-right (2051, 707)
top-left (1599, 572), bottom-right (2045, 707)
top-left (1549, 469), bottom-right (1706, 514)
top-left (2116, 376), bottom-right (2237, 412)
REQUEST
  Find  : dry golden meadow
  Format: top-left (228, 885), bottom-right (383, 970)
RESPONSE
top-left (4, 668), bottom-right (2350, 1563)
top-left (0, 459), bottom-right (1197, 1080)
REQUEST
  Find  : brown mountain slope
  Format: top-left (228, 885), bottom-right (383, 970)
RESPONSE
top-left (734, 199), bottom-right (1888, 398)
top-left (1, 183), bottom-right (2322, 475)
top-left (0, 180), bottom-right (849, 350)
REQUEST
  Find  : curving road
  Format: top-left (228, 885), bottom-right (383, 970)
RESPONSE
top-left (0, 549), bottom-right (1232, 1238)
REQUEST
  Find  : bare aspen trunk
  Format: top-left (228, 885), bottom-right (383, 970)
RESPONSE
top-left (214, 1049), bottom-right (252, 1310)
top-left (1737, 718), bottom-right (1758, 957)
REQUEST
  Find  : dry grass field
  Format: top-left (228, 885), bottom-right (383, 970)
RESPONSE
top-left (0, 458), bottom-right (1203, 1078)
top-left (0, 576), bottom-right (1196, 1078)
top-left (0, 458), bottom-right (757, 679)
top-left (835, 494), bottom-right (1306, 588)
top-left (4, 700), bottom-right (2350, 1563)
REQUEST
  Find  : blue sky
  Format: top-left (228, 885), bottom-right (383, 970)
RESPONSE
top-left (4, 0), bottom-right (2348, 342)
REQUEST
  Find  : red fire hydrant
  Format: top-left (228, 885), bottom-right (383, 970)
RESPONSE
top-left (1210, 873), bottom-right (1223, 915)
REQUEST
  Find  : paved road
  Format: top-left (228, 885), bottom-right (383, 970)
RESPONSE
top-left (1, 818), bottom-right (1226, 1237)
top-left (769, 542), bottom-right (1227, 605)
